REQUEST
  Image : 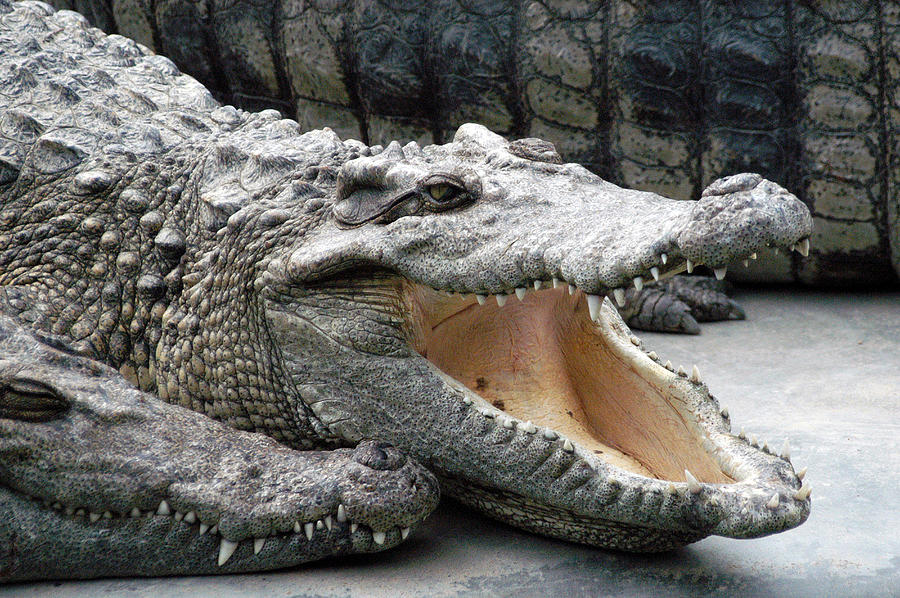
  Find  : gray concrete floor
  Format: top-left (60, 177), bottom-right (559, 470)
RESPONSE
top-left (6, 289), bottom-right (899, 597)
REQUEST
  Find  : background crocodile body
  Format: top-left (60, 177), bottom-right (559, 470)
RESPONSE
top-left (1, 0), bottom-right (811, 577)
top-left (42, 0), bottom-right (900, 287)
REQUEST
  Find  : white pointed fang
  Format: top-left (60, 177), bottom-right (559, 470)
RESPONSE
top-left (520, 420), bottom-right (537, 434)
top-left (750, 434), bottom-right (759, 447)
top-left (650, 267), bottom-right (659, 281)
top-left (613, 288), bottom-right (626, 307)
top-left (103, 511), bottom-right (112, 519)
top-left (552, 278), bottom-right (561, 288)
top-left (401, 527), bottom-right (410, 540)
top-left (739, 427), bottom-right (746, 439)
top-left (372, 531), bottom-right (386, 545)
top-left (661, 253), bottom-right (668, 264)
top-left (796, 466), bottom-right (807, 481)
top-left (316, 519), bottom-right (325, 530)
top-left (720, 406), bottom-right (729, 419)
top-left (200, 523), bottom-right (211, 535)
top-left (496, 294), bottom-right (508, 306)
top-left (630, 336), bottom-right (641, 346)
top-left (476, 294), bottom-right (486, 305)
top-left (533, 280), bottom-right (542, 291)
top-left (799, 238), bottom-right (810, 256)
top-left (184, 511), bottom-right (197, 524)
top-left (562, 438), bottom-right (574, 452)
top-left (691, 364), bottom-right (701, 382)
top-left (568, 284), bottom-right (576, 295)
top-left (794, 481), bottom-right (811, 500)
top-left (218, 539), bottom-right (238, 566)
top-left (677, 365), bottom-right (687, 376)
top-left (781, 440), bottom-right (791, 461)
top-left (462, 396), bottom-right (472, 405)
top-left (515, 287), bottom-right (526, 300)
top-left (684, 470), bottom-right (701, 494)
top-left (304, 522), bottom-right (314, 540)
top-left (743, 259), bottom-right (750, 267)
top-left (325, 515), bottom-right (333, 530)
top-left (633, 276), bottom-right (643, 291)
top-left (502, 418), bottom-right (515, 429)
top-left (542, 429), bottom-right (558, 440)
top-left (750, 252), bottom-right (758, 259)
top-left (686, 259), bottom-right (694, 273)
top-left (156, 500), bottom-right (171, 516)
top-left (664, 360), bottom-right (674, 371)
top-left (337, 504), bottom-right (347, 523)
top-left (714, 267), bottom-right (727, 280)
top-left (174, 511), bottom-right (184, 521)
top-left (766, 493), bottom-right (780, 509)
top-left (254, 538), bottom-right (266, 554)
top-left (587, 294), bottom-right (601, 321)
top-left (90, 512), bottom-right (101, 522)
top-left (351, 522), bottom-right (358, 533)
top-left (648, 351), bottom-right (658, 360)
top-left (293, 521), bottom-right (301, 533)
top-left (130, 507), bottom-right (141, 518)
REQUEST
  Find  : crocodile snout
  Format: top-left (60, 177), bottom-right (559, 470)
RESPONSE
top-left (353, 440), bottom-right (407, 471)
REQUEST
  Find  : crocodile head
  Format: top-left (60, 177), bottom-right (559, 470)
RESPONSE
top-left (0, 315), bottom-right (438, 580)
top-left (164, 123), bottom-right (812, 552)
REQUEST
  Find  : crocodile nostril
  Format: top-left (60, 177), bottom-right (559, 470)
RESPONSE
top-left (353, 439), bottom-right (405, 471)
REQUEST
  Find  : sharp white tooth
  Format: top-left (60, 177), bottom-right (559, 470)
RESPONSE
top-left (799, 238), bottom-right (809, 256)
top-left (130, 507), bottom-right (141, 518)
top-left (773, 247), bottom-right (779, 255)
top-left (351, 522), bottom-right (359, 533)
top-left (200, 523), bottom-right (211, 535)
top-left (684, 470), bottom-right (701, 494)
top-left (218, 539), bottom-right (238, 566)
top-left (552, 278), bottom-right (561, 288)
top-left (562, 439), bottom-right (574, 452)
top-left (515, 287), bottom-right (526, 300)
top-left (462, 396), bottom-right (472, 405)
top-left (476, 294), bottom-right (486, 305)
top-left (254, 538), bottom-right (266, 554)
top-left (520, 420), bottom-right (536, 434)
top-left (293, 521), bottom-right (301, 533)
top-left (720, 406), bottom-right (729, 419)
top-left (794, 481), bottom-right (811, 500)
top-left (502, 418), bottom-right (515, 429)
top-left (661, 253), bottom-right (668, 264)
top-left (480, 408), bottom-right (495, 418)
top-left (337, 504), bottom-right (347, 523)
top-left (650, 266), bottom-right (659, 281)
top-left (103, 511), bottom-right (112, 519)
top-left (90, 512), bottom-right (101, 522)
top-left (686, 259), bottom-right (694, 273)
top-left (533, 280), bottom-right (542, 290)
top-left (743, 259), bottom-right (749, 267)
top-left (372, 531), bottom-right (386, 545)
top-left (677, 365), bottom-right (687, 376)
top-left (325, 515), bottom-right (333, 530)
top-left (763, 440), bottom-right (770, 453)
top-left (568, 284), bottom-right (576, 295)
top-left (316, 519), bottom-right (325, 530)
top-left (209, 525), bottom-right (218, 535)
top-left (739, 427), bottom-right (746, 440)
top-left (542, 429), bottom-right (558, 440)
top-left (496, 293), bottom-right (508, 306)
top-left (613, 288), bottom-right (626, 307)
top-left (633, 276), bottom-right (643, 291)
top-left (174, 511), bottom-right (184, 521)
top-left (648, 351), bottom-right (658, 360)
top-left (401, 527), bottom-right (410, 540)
top-left (750, 434), bottom-right (759, 447)
top-left (750, 252), bottom-right (757, 259)
top-left (781, 440), bottom-right (791, 461)
top-left (796, 466), bottom-right (807, 481)
top-left (691, 364), bottom-right (701, 382)
top-left (664, 360), bottom-right (673, 371)
top-left (156, 500), bottom-right (171, 516)
top-left (714, 266), bottom-right (727, 280)
top-left (184, 511), bottom-right (197, 523)
top-left (766, 493), bottom-right (780, 509)
top-left (587, 294), bottom-right (601, 321)
top-left (304, 522), bottom-right (314, 540)
top-left (630, 336), bottom-right (641, 346)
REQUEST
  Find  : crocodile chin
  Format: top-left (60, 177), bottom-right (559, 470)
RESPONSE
top-left (411, 284), bottom-right (731, 485)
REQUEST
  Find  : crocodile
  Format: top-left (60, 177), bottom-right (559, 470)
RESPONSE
top-left (1, 0), bottom-right (812, 576)
top-left (0, 314), bottom-right (439, 581)
top-left (45, 0), bottom-right (898, 287)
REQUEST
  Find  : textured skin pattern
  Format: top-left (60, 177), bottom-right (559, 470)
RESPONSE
top-left (0, 315), bottom-right (438, 581)
top-left (1, 1), bottom-right (811, 562)
top-left (45, 0), bottom-right (899, 286)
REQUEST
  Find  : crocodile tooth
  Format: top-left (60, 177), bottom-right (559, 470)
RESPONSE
top-left (372, 531), bottom-right (386, 545)
top-left (174, 510), bottom-right (184, 521)
top-left (750, 252), bottom-right (757, 259)
top-left (648, 351), bottom-right (658, 360)
top-left (496, 294), bottom-right (508, 307)
top-left (90, 512), bottom-right (101, 522)
top-left (714, 267), bottom-right (727, 280)
top-left (586, 294), bottom-right (601, 321)
top-left (254, 538), bottom-right (266, 555)
top-left (677, 365), bottom-right (687, 377)
top-left (337, 504), bottom-right (347, 523)
top-left (650, 267), bottom-right (659, 281)
top-left (476, 294), bottom-right (486, 305)
top-left (218, 539), bottom-right (238, 566)
top-left (766, 493), bottom-right (780, 509)
top-left (325, 515), bottom-right (333, 531)
top-left (720, 406), bottom-right (729, 418)
top-left (686, 259), bottom-right (694, 273)
top-left (184, 511), bottom-right (197, 523)
top-left (103, 511), bottom-right (112, 519)
top-left (568, 284), bottom-right (576, 295)
top-left (401, 527), bottom-right (410, 540)
top-left (799, 238), bottom-right (810, 256)
top-left (613, 288), bottom-right (626, 307)
top-left (552, 278), bottom-right (561, 288)
top-left (684, 470), bottom-right (701, 494)
top-left (762, 440), bottom-right (770, 453)
top-left (750, 434), bottom-right (759, 447)
top-left (304, 522), bottom-right (314, 540)
top-left (794, 481), bottom-right (811, 500)
top-left (796, 466), bottom-right (807, 481)
top-left (691, 365), bottom-right (702, 382)
top-left (502, 417), bottom-right (515, 429)
top-left (533, 280), bottom-right (542, 290)
top-left (316, 519), bottom-right (325, 530)
top-left (156, 500), bottom-right (171, 516)
top-left (739, 427), bottom-right (746, 440)
top-left (130, 507), bottom-right (141, 518)
top-left (542, 429), bottom-right (558, 440)
top-left (781, 440), bottom-right (791, 461)
top-left (351, 522), bottom-right (358, 533)
top-left (743, 259), bottom-right (750, 267)
top-left (200, 523), bottom-right (211, 535)
top-left (562, 439), bottom-right (574, 452)
top-left (293, 521), bottom-right (301, 533)
top-left (480, 408), bottom-right (495, 418)
top-left (462, 396), bottom-right (472, 405)
top-left (520, 420), bottom-right (537, 434)
top-left (661, 253), bottom-right (668, 264)
top-left (630, 336), bottom-right (641, 346)
top-left (515, 287), bottom-right (526, 300)
top-left (664, 360), bottom-right (674, 371)
top-left (633, 276), bottom-right (643, 291)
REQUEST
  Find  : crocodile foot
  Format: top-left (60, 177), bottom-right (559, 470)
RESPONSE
top-left (618, 276), bottom-right (746, 334)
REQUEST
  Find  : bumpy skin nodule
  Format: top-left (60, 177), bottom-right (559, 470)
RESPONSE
top-left (1, 0), bottom-right (810, 567)
top-left (0, 315), bottom-right (439, 581)
top-left (43, 0), bottom-right (900, 287)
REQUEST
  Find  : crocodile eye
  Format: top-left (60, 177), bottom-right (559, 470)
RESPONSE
top-left (428, 184), bottom-right (452, 201)
top-left (421, 175), bottom-right (472, 211)
top-left (0, 377), bottom-right (69, 422)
